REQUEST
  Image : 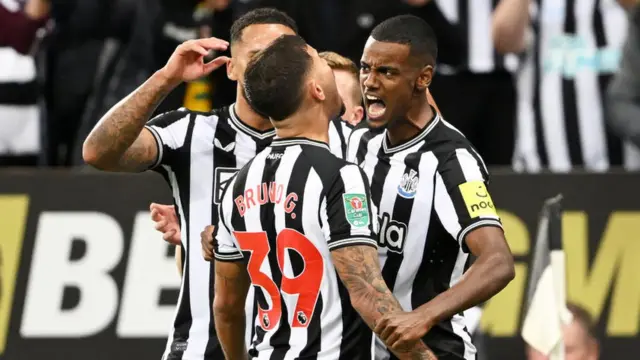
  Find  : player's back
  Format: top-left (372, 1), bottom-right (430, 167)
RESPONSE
top-left (216, 137), bottom-right (377, 360)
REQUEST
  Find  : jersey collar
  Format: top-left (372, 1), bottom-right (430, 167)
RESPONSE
top-left (229, 103), bottom-right (276, 140)
top-left (382, 111), bottom-right (441, 154)
top-left (270, 137), bottom-right (330, 151)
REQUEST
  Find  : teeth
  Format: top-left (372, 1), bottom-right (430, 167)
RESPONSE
top-left (366, 95), bottom-right (379, 101)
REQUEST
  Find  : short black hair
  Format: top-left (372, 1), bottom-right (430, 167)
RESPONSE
top-left (244, 35), bottom-right (311, 121)
top-left (230, 8), bottom-right (298, 44)
top-left (370, 14), bottom-right (438, 66)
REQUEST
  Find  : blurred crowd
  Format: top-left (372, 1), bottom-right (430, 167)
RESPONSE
top-left (1, 0), bottom-right (640, 172)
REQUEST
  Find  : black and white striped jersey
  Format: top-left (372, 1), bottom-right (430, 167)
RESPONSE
top-left (146, 104), bottom-right (274, 360)
top-left (329, 117), bottom-right (353, 159)
top-left (514, 0), bottom-right (640, 172)
top-left (214, 138), bottom-right (377, 360)
top-left (434, 0), bottom-right (519, 73)
top-left (144, 105), bottom-right (352, 360)
top-left (347, 114), bottom-right (502, 360)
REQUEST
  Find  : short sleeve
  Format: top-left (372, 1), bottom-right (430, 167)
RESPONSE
top-left (322, 164), bottom-right (378, 251)
top-left (434, 148), bottom-right (502, 252)
top-left (214, 178), bottom-right (243, 262)
top-left (145, 108), bottom-right (191, 169)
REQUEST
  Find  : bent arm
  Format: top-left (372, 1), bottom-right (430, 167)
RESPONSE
top-left (492, 0), bottom-right (530, 54)
top-left (415, 227), bottom-right (515, 326)
top-left (82, 71), bottom-right (178, 172)
top-left (331, 245), bottom-right (437, 359)
top-left (213, 260), bottom-right (250, 360)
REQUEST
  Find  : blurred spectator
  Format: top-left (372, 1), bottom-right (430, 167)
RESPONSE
top-left (210, 0), bottom-right (465, 108)
top-left (319, 51), bottom-right (364, 126)
top-left (526, 302), bottom-right (599, 360)
top-left (245, 0), bottom-right (464, 66)
top-left (62, 0), bottom-right (213, 166)
top-left (493, 0), bottom-right (637, 172)
top-left (0, 0), bottom-right (49, 166)
top-left (607, 1), bottom-right (640, 150)
top-left (430, 0), bottom-right (517, 166)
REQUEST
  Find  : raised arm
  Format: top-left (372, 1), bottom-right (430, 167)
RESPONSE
top-left (492, 0), bottom-right (531, 54)
top-left (82, 37), bottom-right (229, 172)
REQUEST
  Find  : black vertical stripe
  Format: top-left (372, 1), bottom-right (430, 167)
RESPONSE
top-left (532, 8), bottom-right (549, 166)
top-left (264, 147), bottom-right (291, 360)
top-left (168, 115), bottom-right (196, 360)
top-left (562, 0), bottom-right (584, 166)
top-left (380, 153), bottom-right (418, 290)
top-left (286, 155), bottom-right (323, 360)
top-left (593, 0), bottom-right (622, 165)
top-left (458, 0), bottom-right (470, 69)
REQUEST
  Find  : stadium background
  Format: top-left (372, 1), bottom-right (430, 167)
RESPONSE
top-left (2, 0), bottom-right (640, 359)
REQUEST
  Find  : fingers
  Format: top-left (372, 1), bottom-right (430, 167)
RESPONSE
top-left (163, 230), bottom-right (182, 246)
top-left (150, 208), bottom-right (161, 222)
top-left (204, 56), bottom-right (231, 73)
top-left (154, 218), bottom-right (168, 231)
top-left (195, 37), bottom-right (229, 51)
top-left (201, 225), bottom-right (216, 261)
top-left (374, 315), bottom-right (389, 334)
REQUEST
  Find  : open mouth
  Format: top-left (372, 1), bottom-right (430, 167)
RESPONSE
top-left (365, 94), bottom-right (386, 119)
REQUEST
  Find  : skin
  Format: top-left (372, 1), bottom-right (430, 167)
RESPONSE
top-left (214, 43), bottom-right (436, 360)
top-left (332, 69), bottom-right (364, 126)
top-left (360, 38), bottom-right (515, 352)
top-left (360, 38), bottom-right (434, 143)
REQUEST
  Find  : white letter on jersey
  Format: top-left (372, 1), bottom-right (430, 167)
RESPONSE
top-left (117, 212), bottom-right (180, 337)
top-left (21, 212), bottom-right (123, 337)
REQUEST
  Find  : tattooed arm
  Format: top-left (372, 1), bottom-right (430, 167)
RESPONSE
top-left (82, 37), bottom-right (229, 172)
top-left (331, 245), bottom-right (437, 360)
top-left (82, 72), bottom-right (177, 172)
top-left (213, 260), bottom-right (250, 360)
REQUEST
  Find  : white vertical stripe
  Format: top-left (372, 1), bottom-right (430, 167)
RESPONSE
top-left (0, 47), bottom-right (36, 82)
top-left (393, 153), bottom-right (438, 311)
top-left (234, 127), bottom-right (259, 166)
top-left (162, 167), bottom-right (188, 360)
top-left (449, 251), bottom-right (475, 360)
top-left (455, 149), bottom-right (484, 181)
top-left (433, 173), bottom-right (463, 241)
top-left (574, 0), bottom-right (609, 171)
top-left (149, 114), bottom-right (191, 150)
top-left (436, 0), bottom-right (459, 23)
top-left (346, 128), bottom-right (368, 164)
top-left (539, 0), bottom-right (572, 172)
top-left (513, 46), bottom-right (541, 172)
top-left (184, 116), bottom-right (217, 359)
top-left (468, 0), bottom-right (495, 72)
top-left (328, 121), bottom-right (342, 158)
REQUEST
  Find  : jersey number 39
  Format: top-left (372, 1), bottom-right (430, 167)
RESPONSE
top-left (233, 229), bottom-right (324, 330)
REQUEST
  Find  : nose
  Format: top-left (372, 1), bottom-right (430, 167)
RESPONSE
top-left (362, 72), bottom-right (379, 91)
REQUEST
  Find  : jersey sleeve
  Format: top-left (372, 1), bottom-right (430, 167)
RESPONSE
top-left (144, 108), bottom-right (191, 170)
top-left (434, 148), bottom-right (502, 252)
top-left (322, 164), bottom-right (378, 251)
top-left (214, 177), bottom-right (244, 262)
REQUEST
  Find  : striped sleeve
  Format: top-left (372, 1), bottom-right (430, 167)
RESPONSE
top-left (321, 164), bottom-right (378, 251)
top-left (434, 148), bottom-right (502, 251)
top-left (145, 108), bottom-right (191, 169)
top-left (214, 176), bottom-right (244, 262)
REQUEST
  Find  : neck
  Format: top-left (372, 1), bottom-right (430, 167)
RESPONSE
top-left (386, 95), bottom-right (434, 146)
top-left (273, 106), bottom-right (330, 143)
top-left (235, 86), bottom-right (274, 131)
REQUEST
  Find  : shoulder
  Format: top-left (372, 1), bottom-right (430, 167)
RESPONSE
top-left (147, 107), bottom-right (229, 128)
